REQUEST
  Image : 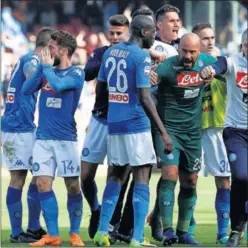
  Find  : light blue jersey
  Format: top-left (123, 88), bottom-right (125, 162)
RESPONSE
top-left (22, 64), bottom-right (85, 141)
top-left (1, 52), bottom-right (40, 132)
top-left (98, 42), bottom-right (152, 135)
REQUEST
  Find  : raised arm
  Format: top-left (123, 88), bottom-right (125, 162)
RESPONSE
top-left (22, 56), bottom-right (43, 95)
top-left (200, 56), bottom-right (228, 80)
top-left (42, 64), bottom-right (84, 91)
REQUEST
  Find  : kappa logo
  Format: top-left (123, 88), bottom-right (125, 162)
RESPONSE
top-left (177, 72), bottom-right (204, 87)
top-left (236, 72), bottom-right (247, 90)
top-left (144, 57), bottom-right (151, 63)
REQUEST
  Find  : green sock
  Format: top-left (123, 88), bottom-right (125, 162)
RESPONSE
top-left (159, 179), bottom-right (177, 229)
top-left (188, 215), bottom-right (196, 235)
top-left (177, 187), bottom-right (197, 233)
top-left (152, 177), bottom-right (162, 219)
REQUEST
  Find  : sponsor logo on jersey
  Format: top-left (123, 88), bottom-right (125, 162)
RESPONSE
top-left (74, 69), bottom-right (82, 76)
top-left (184, 88), bottom-right (200, 98)
top-left (109, 92), bottom-right (129, 103)
top-left (236, 72), bottom-right (247, 90)
top-left (46, 97), bottom-right (62, 108)
top-left (7, 93), bottom-right (15, 103)
top-left (42, 79), bottom-right (56, 92)
top-left (8, 87), bottom-right (16, 93)
top-left (177, 72), bottom-right (204, 87)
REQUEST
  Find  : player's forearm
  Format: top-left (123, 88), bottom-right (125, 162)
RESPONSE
top-left (22, 65), bottom-right (42, 95)
top-left (139, 94), bottom-right (168, 136)
top-left (42, 64), bottom-right (77, 91)
top-left (212, 56), bottom-right (228, 75)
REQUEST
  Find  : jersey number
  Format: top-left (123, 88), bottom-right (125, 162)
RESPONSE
top-left (106, 57), bottom-right (128, 92)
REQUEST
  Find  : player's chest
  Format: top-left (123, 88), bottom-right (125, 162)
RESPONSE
top-left (167, 71), bottom-right (204, 99)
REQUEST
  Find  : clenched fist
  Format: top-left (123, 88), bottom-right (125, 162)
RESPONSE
top-left (200, 65), bottom-right (216, 80)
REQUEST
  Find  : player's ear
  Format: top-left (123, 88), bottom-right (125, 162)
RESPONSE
top-left (141, 28), bottom-right (146, 37)
top-left (157, 21), bottom-right (162, 30)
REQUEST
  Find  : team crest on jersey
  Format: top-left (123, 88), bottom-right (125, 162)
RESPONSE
top-left (155, 45), bottom-right (164, 52)
top-left (109, 92), bottom-right (129, 103)
top-left (42, 79), bottom-right (56, 92)
top-left (177, 72), bottom-right (204, 87)
top-left (144, 66), bottom-right (151, 76)
top-left (236, 72), bottom-right (247, 90)
top-left (7, 93), bottom-right (15, 103)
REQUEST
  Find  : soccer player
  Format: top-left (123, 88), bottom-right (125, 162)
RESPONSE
top-left (155, 5), bottom-right (181, 49)
top-left (200, 29), bottom-right (247, 247)
top-left (147, 4), bottom-right (181, 241)
top-left (110, 8), bottom-right (179, 244)
top-left (93, 15), bottom-right (173, 247)
top-left (81, 14), bottom-right (129, 239)
top-left (191, 23), bottom-right (230, 244)
top-left (154, 33), bottom-right (217, 246)
top-left (22, 30), bottom-right (85, 247)
top-left (1, 27), bottom-right (54, 243)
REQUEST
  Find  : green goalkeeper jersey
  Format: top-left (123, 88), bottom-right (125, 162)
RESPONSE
top-left (155, 53), bottom-right (216, 133)
top-left (201, 76), bottom-right (227, 129)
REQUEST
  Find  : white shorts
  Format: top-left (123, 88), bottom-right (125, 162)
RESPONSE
top-left (107, 131), bottom-right (156, 166)
top-left (81, 116), bottom-right (107, 164)
top-left (199, 128), bottom-right (230, 177)
top-left (2, 132), bottom-right (35, 171)
top-left (32, 140), bottom-right (80, 177)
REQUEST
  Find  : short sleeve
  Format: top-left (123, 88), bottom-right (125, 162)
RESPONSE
top-left (136, 51), bottom-right (152, 88)
top-left (97, 62), bottom-right (107, 83)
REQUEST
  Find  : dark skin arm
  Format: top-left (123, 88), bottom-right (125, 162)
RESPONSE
top-left (138, 88), bottom-right (173, 154)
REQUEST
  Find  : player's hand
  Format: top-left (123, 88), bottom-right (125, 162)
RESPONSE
top-left (200, 66), bottom-right (216, 80)
top-left (41, 46), bottom-right (54, 65)
top-left (150, 69), bottom-right (158, 86)
top-left (149, 49), bottom-right (166, 63)
top-left (161, 133), bottom-right (173, 154)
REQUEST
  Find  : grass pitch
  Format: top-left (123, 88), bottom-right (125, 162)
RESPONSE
top-left (1, 168), bottom-right (247, 247)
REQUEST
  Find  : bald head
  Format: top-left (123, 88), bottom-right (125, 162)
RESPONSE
top-left (179, 33), bottom-right (201, 69)
top-left (180, 33), bottom-right (201, 47)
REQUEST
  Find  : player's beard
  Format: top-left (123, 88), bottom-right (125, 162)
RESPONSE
top-left (181, 57), bottom-right (194, 69)
top-left (53, 57), bottom-right (61, 66)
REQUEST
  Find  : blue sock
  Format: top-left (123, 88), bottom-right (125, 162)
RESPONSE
top-left (6, 187), bottom-right (23, 237)
top-left (39, 191), bottom-right (59, 236)
top-left (215, 188), bottom-right (230, 239)
top-left (27, 183), bottom-right (41, 230)
top-left (81, 180), bottom-right (99, 212)
top-left (67, 194), bottom-right (83, 235)
top-left (132, 184), bottom-right (150, 243)
top-left (98, 181), bottom-right (121, 233)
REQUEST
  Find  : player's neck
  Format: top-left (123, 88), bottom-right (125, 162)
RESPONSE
top-left (56, 59), bottom-right (72, 70)
top-left (128, 36), bottom-right (143, 48)
top-left (158, 32), bottom-right (172, 45)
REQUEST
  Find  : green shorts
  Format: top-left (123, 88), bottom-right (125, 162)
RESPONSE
top-left (153, 131), bottom-right (202, 173)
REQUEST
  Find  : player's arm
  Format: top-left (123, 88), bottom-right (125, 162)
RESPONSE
top-left (42, 65), bottom-right (85, 91)
top-left (200, 56), bottom-right (229, 80)
top-left (22, 62), bottom-right (43, 95)
top-left (84, 47), bottom-right (106, 81)
top-left (136, 54), bottom-right (173, 153)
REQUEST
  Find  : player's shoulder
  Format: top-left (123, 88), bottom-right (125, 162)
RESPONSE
top-left (161, 55), bottom-right (179, 66)
top-left (198, 53), bottom-right (216, 65)
top-left (90, 46), bottom-right (109, 59)
top-left (68, 65), bottom-right (85, 77)
top-left (152, 40), bottom-right (178, 55)
top-left (23, 52), bottom-right (40, 66)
